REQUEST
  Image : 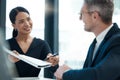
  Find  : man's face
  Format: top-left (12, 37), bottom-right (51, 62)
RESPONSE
top-left (79, 4), bottom-right (95, 32)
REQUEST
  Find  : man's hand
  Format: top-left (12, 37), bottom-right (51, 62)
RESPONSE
top-left (54, 64), bottom-right (71, 80)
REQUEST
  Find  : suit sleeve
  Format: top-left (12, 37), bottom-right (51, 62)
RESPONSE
top-left (63, 35), bottom-right (120, 80)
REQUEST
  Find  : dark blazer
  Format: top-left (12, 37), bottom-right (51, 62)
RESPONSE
top-left (63, 23), bottom-right (120, 80)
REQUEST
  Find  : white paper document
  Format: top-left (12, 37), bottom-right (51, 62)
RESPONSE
top-left (3, 47), bottom-right (52, 68)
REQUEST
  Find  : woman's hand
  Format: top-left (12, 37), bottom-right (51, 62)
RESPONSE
top-left (46, 53), bottom-right (59, 66)
top-left (8, 50), bottom-right (20, 63)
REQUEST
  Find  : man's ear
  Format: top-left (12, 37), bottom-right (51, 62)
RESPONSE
top-left (93, 11), bottom-right (99, 19)
top-left (92, 11), bottom-right (100, 22)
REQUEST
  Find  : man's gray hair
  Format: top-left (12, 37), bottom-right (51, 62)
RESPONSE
top-left (84, 0), bottom-right (114, 24)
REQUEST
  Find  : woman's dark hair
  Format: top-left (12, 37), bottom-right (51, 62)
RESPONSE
top-left (9, 6), bottom-right (30, 38)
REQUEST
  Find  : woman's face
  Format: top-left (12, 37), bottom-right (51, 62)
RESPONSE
top-left (13, 12), bottom-right (33, 35)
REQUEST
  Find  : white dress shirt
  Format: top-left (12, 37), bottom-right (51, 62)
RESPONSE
top-left (92, 24), bottom-right (113, 60)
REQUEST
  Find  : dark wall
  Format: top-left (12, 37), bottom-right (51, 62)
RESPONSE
top-left (0, 0), bottom-right (6, 38)
top-left (44, 0), bottom-right (59, 79)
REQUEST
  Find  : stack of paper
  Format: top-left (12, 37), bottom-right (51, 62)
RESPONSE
top-left (3, 47), bottom-right (52, 68)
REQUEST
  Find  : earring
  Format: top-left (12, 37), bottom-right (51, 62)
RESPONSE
top-left (14, 28), bottom-right (17, 31)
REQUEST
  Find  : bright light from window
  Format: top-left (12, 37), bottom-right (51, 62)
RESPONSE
top-left (59, 0), bottom-right (94, 69)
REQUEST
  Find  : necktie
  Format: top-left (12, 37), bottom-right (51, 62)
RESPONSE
top-left (83, 38), bottom-right (97, 67)
top-left (90, 38), bottom-right (97, 59)
top-left (92, 39), bottom-right (98, 60)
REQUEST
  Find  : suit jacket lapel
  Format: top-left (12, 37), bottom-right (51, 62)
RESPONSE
top-left (91, 23), bottom-right (120, 66)
top-left (83, 39), bottom-right (96, 67)
top-left (83, 23), bottom-right (120, 68)
top-left (91, 39), bottom-right (106, 64)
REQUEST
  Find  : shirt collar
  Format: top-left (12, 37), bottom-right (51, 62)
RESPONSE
top-left (96, 23), bottom-right (113, 45)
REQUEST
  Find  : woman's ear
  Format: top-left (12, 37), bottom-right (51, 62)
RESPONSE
top-left (12, 24), bottom-right (16, 29)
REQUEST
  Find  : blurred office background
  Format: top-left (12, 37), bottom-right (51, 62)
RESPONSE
top-left (1, 0), bottom-right (120, 79)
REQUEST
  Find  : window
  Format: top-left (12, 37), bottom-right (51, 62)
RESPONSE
top-left (113, 0), bottom-right (120, 26)
top-left (59, 0), bottom-right (93, 69)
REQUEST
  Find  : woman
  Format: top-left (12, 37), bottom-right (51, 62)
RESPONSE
top-left (7, 6), bottom-right (59, 77)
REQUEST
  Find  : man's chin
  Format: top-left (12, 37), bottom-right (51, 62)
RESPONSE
top-left (84, 28), bottom-right (91, 32)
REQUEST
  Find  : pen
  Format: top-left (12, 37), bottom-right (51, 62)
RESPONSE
top-left (45, 54), bottom-right (58, 61)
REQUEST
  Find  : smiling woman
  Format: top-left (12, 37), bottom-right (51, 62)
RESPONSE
top-left (6, 0), bottom-right (45, 39)
top-left (6, 6), bottom-right (51, 77)
top-left (6, 2), bottom-right (59, 78)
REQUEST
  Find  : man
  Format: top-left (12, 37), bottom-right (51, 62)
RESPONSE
top-left (54, 0), bottom-right (120, 80)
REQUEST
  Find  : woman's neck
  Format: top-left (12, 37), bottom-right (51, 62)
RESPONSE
top-left (16, 34), bottom-right (33, 42)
